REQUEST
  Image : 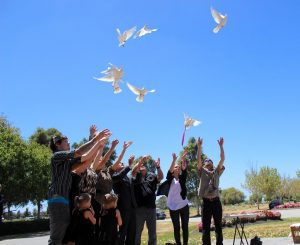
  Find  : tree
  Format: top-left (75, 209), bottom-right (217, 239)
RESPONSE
top-left (244, 166), bottom-right (281, 208)
top-left (178, 137), bottom-right (207, 216)
top-left (29, 127), bottom-right (62, 147)
top-left (25, 141), bottom-right (52, 219)
top-left (156, 196), bottom-right (167, 210)
top-left (257, 166), bottom-right (281, 201)
top-left (16, 210), bottom-right (21, 219)
top-left (279, 176), bottom-right (293, 201)
top-left (221, 187), bottom-right (245, 205)
top-left (23, 208), bottom-right (31, 217)
top-left (0, 116), bottom-right (31, 215)
top-left (243, 167), bottom-right (261, 209)
top-left (296, 170), bottom-right (300, 179)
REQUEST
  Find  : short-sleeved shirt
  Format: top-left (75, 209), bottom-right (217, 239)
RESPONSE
top-left (134, 172), bottom-right (158, 209)
top-left (198, 166), bottom-right (225, 198)
top-left (48, 150), bottom-right (81, 199)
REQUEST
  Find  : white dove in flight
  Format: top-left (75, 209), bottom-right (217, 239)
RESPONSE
top-left (126, 83), bottom-right (155, 102)
top-left (134, 25), bottom-right (158, 39)
top-left (211, 7), bottom-right (228, 33)
top-left (184, 113), bottom-right (201, 129)
top-left (94, 64), bottom-right (124, 94)
top-left (116, 26), bottom-right (137, 47)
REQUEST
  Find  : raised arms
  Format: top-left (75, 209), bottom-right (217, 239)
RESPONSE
top-left (155, 157), bottom-right (164, 182)
top-left (197, 137), bottom-right (203, 173)
top-left (217, 137), bottom-right (225, 173)
top-left (169, 153), bottom-right (178, 173)
top-left (75, 128), bottom-right (111, 157)
top-left (111, 141), bottom-right (133, 171)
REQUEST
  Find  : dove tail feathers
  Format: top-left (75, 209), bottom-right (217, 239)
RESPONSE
top-left (213, 25), bottom-right (221, 33)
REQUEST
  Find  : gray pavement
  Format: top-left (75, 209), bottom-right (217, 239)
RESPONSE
top-left (0, 233), bottom-right (295, 245)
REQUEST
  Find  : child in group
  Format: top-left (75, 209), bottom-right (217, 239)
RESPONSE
top-left (72, 193), bottom-right (97, 245)
top-left (99, 193), bottom-right (122, 245)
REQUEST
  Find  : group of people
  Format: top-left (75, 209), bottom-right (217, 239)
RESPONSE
top-left (48, 125), bottom-right (225, 245)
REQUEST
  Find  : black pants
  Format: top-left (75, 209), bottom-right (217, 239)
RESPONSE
top-left (119, 207), bottom-right (136, 245)
top-left (169, 204), bottom-right (189, 245)
top-left (201, 198), bottom-right (223, 245)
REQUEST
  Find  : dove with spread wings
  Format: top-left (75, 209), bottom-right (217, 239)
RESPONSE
top-left (134, 25), bottom-right (158, 39)
top-left (211, 7), bottom-right (228, 33)
top-left (126, 83), bottom-right (155, 102)
top-left (94, 63), bottom-right (124, 94)
top-left (116, 26), bottom-right (137, 47)
top-left (182, 113), bottom-right (201, 146)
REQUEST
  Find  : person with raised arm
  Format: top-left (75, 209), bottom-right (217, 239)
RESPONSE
top-left (132, 156), bottom-right (163, 245)
top-left (94, 140), bottom-right (133, 205)
top-left (197, 137), bottom-right (225, 245)
top-left (48, 128), bottom-right (111, 245)
top-left (157, 151), bottom-right (189, 245)
top-left (112, 155), bottom-right (137, 245)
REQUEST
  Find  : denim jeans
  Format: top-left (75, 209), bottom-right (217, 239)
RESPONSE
top-left (201, 198), bottom-right (223, 245)
top-left (135, 207), bottom-right (157, 245)
top-left (48, 202), bottom-right (70, 245)
top-left (169, 204), bottom-right (189, 245)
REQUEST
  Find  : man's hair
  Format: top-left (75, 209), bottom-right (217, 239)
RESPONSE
top-left (49, 135), bottom-right (67, 153)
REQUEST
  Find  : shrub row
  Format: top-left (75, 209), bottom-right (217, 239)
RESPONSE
top-left (0, 219), bottom-right (49, 237)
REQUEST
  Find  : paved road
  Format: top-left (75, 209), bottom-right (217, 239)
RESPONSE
top-left (0, 233), bottom-right (295, 245)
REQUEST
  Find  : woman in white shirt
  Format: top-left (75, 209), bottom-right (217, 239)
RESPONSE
top-left (157, 151), bottom-right (189, 245)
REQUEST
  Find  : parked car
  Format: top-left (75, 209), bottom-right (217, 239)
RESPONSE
top-left (269, 199), bottom-right (283, 209)
top-left (156, 209), bottom-right (166, 220)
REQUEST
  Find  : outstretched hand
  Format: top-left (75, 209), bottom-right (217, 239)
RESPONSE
top-left (217, 137), bottom-right (224, 147)
top-left (197, 137), bottom-right (203, 147)
top-left (111, 139), bottom-right (119, 148)
top-left (128, 155), bottom-right (135, 167)
top-left (172, 153), bottom-right (177, 162)
top-left (89, 125), bottom-right (97, 137)
top-left (123, 141), bottom-right (133, 150)
top-left (155, 158), bottom-right (160, 168)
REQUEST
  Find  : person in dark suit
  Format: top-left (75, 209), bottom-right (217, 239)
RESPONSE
top-left (112, 155), bottom-right (137, 245)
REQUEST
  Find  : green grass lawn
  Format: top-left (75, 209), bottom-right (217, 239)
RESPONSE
top-left (141, 217), bottom-right (300, 245)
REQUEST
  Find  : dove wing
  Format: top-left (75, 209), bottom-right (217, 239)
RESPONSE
top-left (127, 83), bottom-right (141, 95)
top-left (94, 75), bottom-right (114, 82)
top-left (147, 89), bottom-right (156, 93)
top-left (125, 26), bottom-right (137, 40)
top-left (211, 7), bottom-right (222, 24)
top-left (192, 119), bottom-right (201, 127)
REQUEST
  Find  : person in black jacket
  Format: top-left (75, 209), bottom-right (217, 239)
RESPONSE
top-left (112, 155), bottom-right (137, 245)
top-left (157, 151), bottom-right (189, 245)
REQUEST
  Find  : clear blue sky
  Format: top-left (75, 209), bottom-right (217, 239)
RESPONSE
top-left (1, 0), bottom-right (300, 199)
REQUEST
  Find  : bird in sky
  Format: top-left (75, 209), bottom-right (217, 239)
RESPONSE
top-left (134, 25), bottom-right (158, 39)
top-left (116, 26), bottom-right (137, 47)
top-left (126, 82), bottom-right (155, 102)
top-left (94, 63), bottom-right (124, 94)
top-left (211, 7), bottom-right (228, 33)
top-left (182, 113), bottom-right (201, 146)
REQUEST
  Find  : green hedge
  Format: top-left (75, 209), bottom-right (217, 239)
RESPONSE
top-left (0, 219), bottom-right (49, 236)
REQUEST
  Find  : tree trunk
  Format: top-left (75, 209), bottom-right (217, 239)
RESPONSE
top-left (37, 200), bottom-right (41, 219)
top-left (7, 204), bottom-right (11, 220)
top-left (256, 198), bottom-right (260, 209)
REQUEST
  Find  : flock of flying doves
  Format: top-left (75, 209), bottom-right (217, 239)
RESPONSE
top-left (93, 7), bottom-right (228, 145)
